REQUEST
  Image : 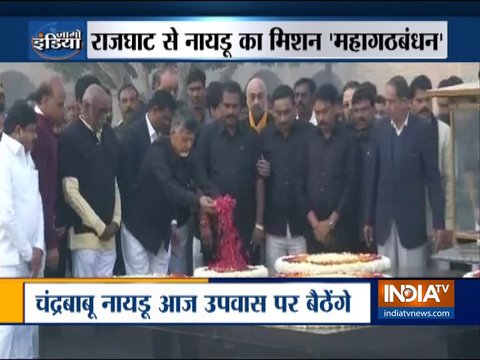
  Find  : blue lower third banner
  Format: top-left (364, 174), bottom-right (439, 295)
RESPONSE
top-left (23, 281), bottom-right (369, 325)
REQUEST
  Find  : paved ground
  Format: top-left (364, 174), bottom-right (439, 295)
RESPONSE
top-left (38, 324), bottom-right (480, 359)
top-left (39, 326), bottom-right (300, 359)
top-left (40, 326), bottom-right (155, 358)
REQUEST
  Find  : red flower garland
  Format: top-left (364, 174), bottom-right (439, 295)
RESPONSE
top-left (208, 195), bottom-right (249, 272)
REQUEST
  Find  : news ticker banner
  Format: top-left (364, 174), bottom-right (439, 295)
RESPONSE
top-left (27, 20), bottom-right (448, 61)
top-left (0, 278), bottom-right (478, 325)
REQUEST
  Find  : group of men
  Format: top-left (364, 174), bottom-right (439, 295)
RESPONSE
top-left (0, 64), bottom-right (477, 358)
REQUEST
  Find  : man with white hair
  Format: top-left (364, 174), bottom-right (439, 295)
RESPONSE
top-left (58, 84), bottom-right (121, 277)
top-left (126, 112), bottom-right (217, 275)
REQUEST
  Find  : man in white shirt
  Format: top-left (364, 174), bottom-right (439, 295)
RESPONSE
top-left (409, 75), bottom-right (454, 252)
top-left (0, 100), bottom-right (44, 359)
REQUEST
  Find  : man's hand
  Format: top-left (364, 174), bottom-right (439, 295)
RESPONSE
top-left (444, 230), bottom-right (454, 248)
top-left (200, 223), bottom-right (213, 249)
top-left (433, 229), bottom-right (453, 253)
top-left (30, 247), bottom-right (43, 278)
top-left (55, 226), bottom-right (66, 239)
top-left (363, 225), bottom-right (374, 247)
top-left (171, 225), bottom-right (182, 257)
top-left (47, 247), bottom-right (60, 271)
top-left (329, 211), bottom-right (340, 227)
top-left (313, 220), bottom-right (331, 243)
top-left (257, 157), bottom-right (270, 178)
top-left (199, 196), bottom-right (216, 214)
top-left (251, 225), bottom-right (265, 248)
top-left (100, 223), bottom-right (118, 242)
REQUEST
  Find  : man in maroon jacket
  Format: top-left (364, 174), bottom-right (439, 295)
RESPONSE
top-left (31, 77), bottom-right (66, 275)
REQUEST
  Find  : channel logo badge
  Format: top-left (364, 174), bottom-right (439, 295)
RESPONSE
top-left (379, 280), bottom-right (455, 307)
top-left (29, 21), bottom-right (87, 61)
top-left (377, 280), bottom-right (455, 320)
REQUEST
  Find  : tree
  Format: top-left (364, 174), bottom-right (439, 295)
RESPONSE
top-left (46, 62), bottom-right (241, 98)
top-left (46, 62), bottom-right (157, 98)
top-left (45, 62), bottom-right (328, 98)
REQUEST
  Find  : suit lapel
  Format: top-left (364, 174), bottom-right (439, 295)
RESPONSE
top-left (140, 117), bottom-right (151, 150)
top-left (384, 120), bottom-right (396, 177)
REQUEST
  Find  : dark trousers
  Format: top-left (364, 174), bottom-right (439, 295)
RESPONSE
top-left (44, 232), bottom-right (70, 278)
top-left (113, 230), bottom-right (125, 276)
top-left (305, 223), bottom-right (357, 254)
top-left (356, 222), bottom-right (378, 254)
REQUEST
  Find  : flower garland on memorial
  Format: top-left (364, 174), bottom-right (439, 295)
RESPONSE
top-left (208, 195), bottom-right (249, 272)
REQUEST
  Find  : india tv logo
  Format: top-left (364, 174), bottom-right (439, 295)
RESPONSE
top-left (30, 21), bottom-right (84, 60)
top-left (377, 280), bottom-right (455, 320)
top-left (379, 280), bottom-right (454, 307)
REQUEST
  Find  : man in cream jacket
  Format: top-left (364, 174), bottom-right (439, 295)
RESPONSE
top-left (58, 85), bottom-right (121, 277)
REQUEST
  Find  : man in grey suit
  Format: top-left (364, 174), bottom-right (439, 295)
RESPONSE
top-left (364, 76), bottom-right (448, 277)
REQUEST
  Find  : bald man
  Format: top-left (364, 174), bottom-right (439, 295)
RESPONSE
top-left (31, 77), bottom-right (66, 278)
top-left (245, 77), bottom-right (274, 133)
top-left (58, 84), bottom-right (121, 277)
top-left (153, 67), bottom-right (179, 100)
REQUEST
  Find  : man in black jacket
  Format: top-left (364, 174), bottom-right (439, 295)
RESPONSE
top-left (118, 90), bottom-right (176, 275)
top-left (58, 84), bottom-right (121, 277)
top-left (351, 84), bottom-right (377, 253)
top-left (126, 114), bottom-right (217, 275)
top-left (259, 85), bottom-right (313, 273)
top-left (196, 81), bottom-right (261, 265)
top-left (297, 84), bottom-right (359, 254)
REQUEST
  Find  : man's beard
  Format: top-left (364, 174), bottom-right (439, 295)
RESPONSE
top-left (418, 108), bottom-right (433, 121)
top-left (251, 104), bottom-right (264, 120)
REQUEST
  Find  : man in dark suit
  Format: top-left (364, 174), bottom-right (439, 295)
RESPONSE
top-left (126, 113), bottom-right (217, 276)
top-left (297, 84), bottom-right (359, 254)
top-left (196, 81), bottom-right (261, 266)
top-left (364, 76), bottom-right (448, 277)
top-left (351, 84), bottom-right (377, 253)
top-left (118, 90), bottom-right (176, 275)
top-left (114, 83), bottom-right (140, 140)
